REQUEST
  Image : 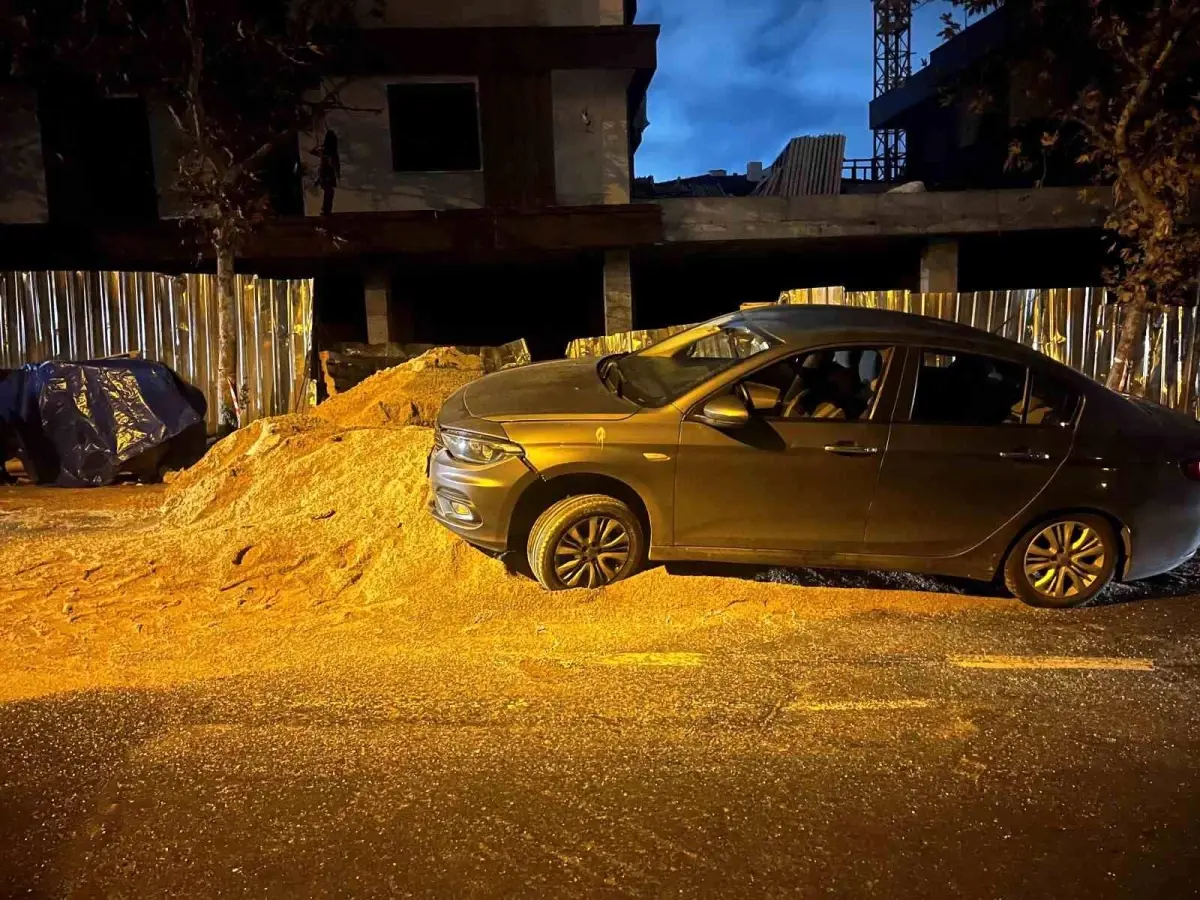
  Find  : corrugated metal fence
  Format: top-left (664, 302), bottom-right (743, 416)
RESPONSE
top-left (753, 135), bottom-right (846, 198)
top-left (566, 287), bottom-right (1200, 417)
top-left (0, 271), bottom-right (313, 431)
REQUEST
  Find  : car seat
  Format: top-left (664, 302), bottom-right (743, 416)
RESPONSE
top-left (811, 401), bottom-right (847, 419)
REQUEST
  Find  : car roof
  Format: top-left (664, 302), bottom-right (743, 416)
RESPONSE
top-left (741, 303), bottom-right (1056, 366)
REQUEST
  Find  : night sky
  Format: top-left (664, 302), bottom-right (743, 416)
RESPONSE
top-left (633, 0), bottom-right (965, 181)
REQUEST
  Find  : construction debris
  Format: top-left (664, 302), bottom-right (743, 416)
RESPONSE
top-left (318, 339), bottom-right (530, 397)
top-left (313, 346), bottom-right (483, 428)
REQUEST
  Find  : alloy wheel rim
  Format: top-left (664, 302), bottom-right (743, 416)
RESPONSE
top-left (1024, 521), bottom-right (1106, 601)
top-left (554, 516), bottom-right (631, 588)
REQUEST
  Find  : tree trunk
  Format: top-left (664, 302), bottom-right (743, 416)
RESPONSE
top-left (1106, 294), bottom-right (1148, 393)
top-left (214, 236), bottom-right (240, 433)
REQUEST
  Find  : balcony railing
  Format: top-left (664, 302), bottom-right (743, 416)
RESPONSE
top-left (842, 157), bottom-right (906, 183)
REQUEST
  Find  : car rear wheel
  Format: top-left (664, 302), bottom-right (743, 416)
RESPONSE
top-left (527, 494), bottom-right (645, 591)
top-left (1003, 514), bottom-right (1117, 608)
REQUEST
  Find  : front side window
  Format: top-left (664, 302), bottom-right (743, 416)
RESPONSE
top-left (738, 346), bottom-right (894, 422)
top-left (605, 317), bottom-right (781, 407)
top-left (388, 82), bottom-right (482, 172)
top-left (911, 350), bottom-right (1028, 426)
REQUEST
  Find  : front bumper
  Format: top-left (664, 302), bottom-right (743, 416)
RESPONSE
top-left (426, 444), bottom-right (537, 553)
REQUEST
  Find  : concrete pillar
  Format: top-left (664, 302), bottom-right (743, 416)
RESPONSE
top-left (603, 249), bottom-right (634, 335)
top-left (364, 270), bottom-right (393, 345)
top-left (920, 238), bottom-right (960, 293)
top-left (390, 293), bottom-right (415, 346)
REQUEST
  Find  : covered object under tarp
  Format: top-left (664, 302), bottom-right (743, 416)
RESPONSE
top-left (0, 359), bottom-right (206, 487)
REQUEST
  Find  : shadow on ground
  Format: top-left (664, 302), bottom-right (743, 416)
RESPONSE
top-left (1100, 554), bottom-right (1200, 605)
top-left (497, 536), bottom-right (1200, 607)
top-left (664, 555), bottom-right (1200, 608)
top-left (665, 561), bottom-right (991, 596)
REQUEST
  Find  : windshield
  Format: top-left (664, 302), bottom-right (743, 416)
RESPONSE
top-left (603, 316), bottom-right (781, 407)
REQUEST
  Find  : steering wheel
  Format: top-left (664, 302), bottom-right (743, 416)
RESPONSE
top-left (779, 371), bottom-right (810, 419)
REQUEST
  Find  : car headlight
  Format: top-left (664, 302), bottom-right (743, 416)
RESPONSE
top-left (441, 430), bottom-right (524, 465)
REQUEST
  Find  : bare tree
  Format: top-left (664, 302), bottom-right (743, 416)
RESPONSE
top-left (4, 0), bottom-right (378, 429)
top-left (928, 0), bottom-right (1200, 391)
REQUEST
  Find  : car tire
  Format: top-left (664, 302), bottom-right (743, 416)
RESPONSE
top-left (527, 494), bottom-right (645, 591)
top-left (1003, 513), bottom-right (1118, 608)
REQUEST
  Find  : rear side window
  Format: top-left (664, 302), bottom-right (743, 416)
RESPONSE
top-left (911, 350), bottom-right (1028, 426)
top-left (1019, 371), bottom-right (1080, 426)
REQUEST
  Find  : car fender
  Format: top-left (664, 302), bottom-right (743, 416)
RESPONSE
top-left (519, 447), bottom-right (676, 548)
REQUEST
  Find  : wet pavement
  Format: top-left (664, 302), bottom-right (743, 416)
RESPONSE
top-left (3, 591), bottom-right (1200, 898)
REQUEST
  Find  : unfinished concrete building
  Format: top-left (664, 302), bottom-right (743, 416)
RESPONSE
top-left (0, 0), bottom-right (660, 360)
top-left (0, 0), bottom-right (1114, 353)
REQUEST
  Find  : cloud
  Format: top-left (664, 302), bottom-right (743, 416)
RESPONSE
top-left (634, 0), bottom-right (880, 180)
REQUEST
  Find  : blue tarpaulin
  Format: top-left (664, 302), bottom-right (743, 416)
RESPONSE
top-left (0, 360), bottom-right (206, 487)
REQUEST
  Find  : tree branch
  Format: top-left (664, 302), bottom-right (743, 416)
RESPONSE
top-left (1064, 107), bottom-right (1105, 146)
top-left (1135, 0), bottom-right (1169, 72)
top-left (1112, 15), bottom-right (1185, 223)
top-left (182, 0), bottom-right (221, 179)
top-left (1112, 22), bottom-right (1140, 72)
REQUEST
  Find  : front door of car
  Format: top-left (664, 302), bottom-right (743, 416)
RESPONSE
top-left (672, 346), bottom-right (899, 553)
top-left (864, 347), bottom-right (1079, 557)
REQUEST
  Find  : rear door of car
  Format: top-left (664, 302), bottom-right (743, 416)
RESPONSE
top-left (863, 346), bottom-right (1080, 557)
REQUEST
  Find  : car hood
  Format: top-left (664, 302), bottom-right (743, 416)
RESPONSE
top-left (462, 359), bottom-right (638, 423)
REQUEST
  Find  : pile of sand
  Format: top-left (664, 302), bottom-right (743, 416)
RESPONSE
top-left (160, 414), bottom-right (533, 612)
top-left (0, 344), bottom-right (1001, 701)
top-left (156, 344), bottom-right (538, 616)
top-left (313, 346), bottom-right (482, 429)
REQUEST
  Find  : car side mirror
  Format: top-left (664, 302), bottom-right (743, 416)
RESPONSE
top-left (743, 382), bottom-right (781, 412)
top-left (698, 394), bottom-right (751, 429)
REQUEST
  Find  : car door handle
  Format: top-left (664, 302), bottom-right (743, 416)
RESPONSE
top-left (999, 449), bottom-right (1052, 462)
top-left (824, 443), bottom-right (879, 456)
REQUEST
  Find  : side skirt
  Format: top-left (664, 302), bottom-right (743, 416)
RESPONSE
top-left (648, 544), bottom-right (997, 582)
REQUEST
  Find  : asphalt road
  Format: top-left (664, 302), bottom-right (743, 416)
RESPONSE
top-left (4, 589), bottom-right (1200, 899)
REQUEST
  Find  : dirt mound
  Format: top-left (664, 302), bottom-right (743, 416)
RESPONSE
top-left (0, 339), bottom-right (1004, 701)
top-left (155, 347), bottom-right (537, 619)
top-left (163, 415), bottom-right (405, 527)
top-left (161, 425), bottom-right (533, 613)
top-left (313, 346), bottom-right (482, 429)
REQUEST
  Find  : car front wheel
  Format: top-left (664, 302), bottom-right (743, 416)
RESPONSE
top-left (527, 494), bottom-right (645, 591)
top-left (1003, 514), bottom-right (1117, 608)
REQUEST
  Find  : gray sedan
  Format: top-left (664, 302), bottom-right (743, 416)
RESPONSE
top-left (429, 305), bottom-right (1200, 607)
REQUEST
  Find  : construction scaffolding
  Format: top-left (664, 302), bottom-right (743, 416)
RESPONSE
top-left (873, 0), bottom-right (912, 183)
